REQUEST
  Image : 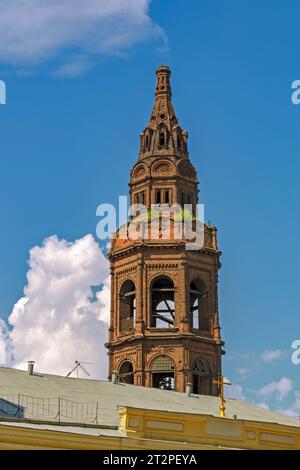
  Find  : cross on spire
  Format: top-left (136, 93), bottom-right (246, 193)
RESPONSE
top-left (213, 375), bottom-right (231, 417)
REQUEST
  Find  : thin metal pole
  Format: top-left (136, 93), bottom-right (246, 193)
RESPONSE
top-left (94, 402), bottom-right (99, 425)
top-left (17, 393), bottom-right (20, 418)
top-left (58, 397), bottom-right (61, 424)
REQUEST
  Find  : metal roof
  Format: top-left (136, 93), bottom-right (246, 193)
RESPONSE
top-left (0, 366), bottom-right (299, 429)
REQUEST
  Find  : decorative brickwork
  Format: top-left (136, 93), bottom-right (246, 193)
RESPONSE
top-left (106, 66), bottom-right (224, 395)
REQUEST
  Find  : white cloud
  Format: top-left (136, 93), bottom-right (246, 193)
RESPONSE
top-left (4, 234), bottom-right (110, 379)
top-left (224, 377), bottom-right (246, 401)
top-left (259, 377), bottom-right (293, 401)
top-left (0, 321), bottom-right (7, 364)
top-left (294, 392), bottom-right (300, 410)
top-left (261, 349), bottom-right (285, 363)
top-left (52, 55), bottom-right (93, 78)
top-left (236, 367), bottom-right (251, 379)
top-left (276, 408), bottom-right (299, 418)
top-left (0, 0), bottom-right (165, 71)
top-left (271, 392), bottom-right (300, 418)
top-left (0, 318), bottom-right (13, 366)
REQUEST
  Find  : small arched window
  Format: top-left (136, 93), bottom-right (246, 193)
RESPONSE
top-left (159, 132), bottom-right (165, 146)
top-left (190, 279), bottom-right (209, 332)
top-left (164, 190), bottom-right (170, 204)
top-left (119, 280), bottom-right (136, 332)
top-left (151, 276), bottom-right (175, 328)
top-left (135, 192), bottom-right (145, 205)
top-left (145, 134), bottom-right (149, 148)
top-left (155, 189), bottom-right (162, 204)
top-left (151, 355), bottom-right (175, 390)
top-left (119, 361), bottom-right (134, 384)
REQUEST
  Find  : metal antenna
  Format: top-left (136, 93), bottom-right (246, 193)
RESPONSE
top-left (66, 361), bottom-right (94, 378)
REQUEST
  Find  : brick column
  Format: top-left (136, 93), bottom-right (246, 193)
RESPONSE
top-left (108, 267), bottom-right (115, 342)
top-left (178, 254), bottom-right (189, 332)
top-left (135, 252), bottom-right (144, 334)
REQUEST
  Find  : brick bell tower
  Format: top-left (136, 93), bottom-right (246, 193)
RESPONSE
top-left (106, 66), bottom-right (224, 395)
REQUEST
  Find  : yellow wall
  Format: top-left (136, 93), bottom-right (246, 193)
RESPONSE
top-left (118, 406), bottom-right (300, 450)
top-left (0, 423), bottom-right (223, 450)
top-left (1, 405), bottom-right (300, 450)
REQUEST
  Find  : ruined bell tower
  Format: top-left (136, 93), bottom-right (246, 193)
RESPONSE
top-left (106, 66), bottom-right (224, 395)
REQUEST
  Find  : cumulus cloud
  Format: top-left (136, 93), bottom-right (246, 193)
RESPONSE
top-left (259, 377), bottom-right (293, 401)
top-left (261, 349), bottom-right (285, 363)
top-left (0, 319), bottom-right (13, 366)
top-left (272, 392), bottom-right (300, 418)
top-left (0, 321), bottom-right (7, 365)
top-left (294, 392), bottom-right (300, 409)
top-left (0, 0), bottom-right (165, 72)
top-left (236, 367), bottom-right (251, 379)
top-left (52, 55), bottom-right (93, 78)
top-left (3, 234), bottom-right (110, 379)
top-left (276, 407), bottom-right (299, 418)
top-left (224, 377), bottom-right (246, 401)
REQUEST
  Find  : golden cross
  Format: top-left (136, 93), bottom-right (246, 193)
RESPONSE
top-left (213, 375), bottom-right (231, 417)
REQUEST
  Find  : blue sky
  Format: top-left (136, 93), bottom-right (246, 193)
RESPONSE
top-left (0, 0), bottom-right (300, 413)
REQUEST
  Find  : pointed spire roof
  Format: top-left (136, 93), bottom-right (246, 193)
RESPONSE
top-left (139, 66), bottom-right (189, 160)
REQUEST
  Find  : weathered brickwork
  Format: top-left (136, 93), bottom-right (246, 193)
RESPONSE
top-left (106, 66), bottom-right (224, 395)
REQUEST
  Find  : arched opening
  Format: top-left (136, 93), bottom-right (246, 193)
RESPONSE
top-left (118, 361), bottom-right (134, 385)
top-left (151, 356), bottom-right (175, 390)
top-left (190, 278), bottom-right (210, 332)
top-left (159, 132), bottom-right (165, 146)
top-left (155, 189), bottom-right (171, 205)
top-left (119, 280), bottom-right (136, 332)
top-left (164, 190), bottom-right (170, 204)
top-left (158, 124), bottom-right (169, 148)
top-left (155, 189), bottom-right (162, 204)
top-left (192, 357), bottom-right (212, 395)
top-left (135, 191), bottom-right (145, 205)
top-left (151, 276), bottom-right (175, 328)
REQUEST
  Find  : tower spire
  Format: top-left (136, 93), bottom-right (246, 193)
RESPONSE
top-left (107, 66), bottom-right (224, 396)
top-left (155, 65), bottom-right (172, 99)
top-left (139, 65), bottom-right (188, 160)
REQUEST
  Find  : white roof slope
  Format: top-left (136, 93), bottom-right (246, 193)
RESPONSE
top-left (0, 366), bottom-right (299, 429)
